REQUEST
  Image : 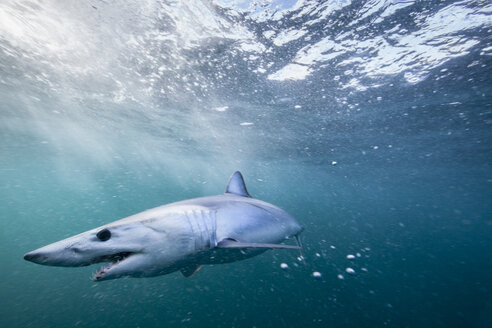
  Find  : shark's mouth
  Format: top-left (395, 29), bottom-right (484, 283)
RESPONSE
top-left (91, 252), bottom-right (134, 281)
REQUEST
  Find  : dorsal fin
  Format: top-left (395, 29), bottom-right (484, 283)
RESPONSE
top-left (225, 171), bottom-right (251, 197)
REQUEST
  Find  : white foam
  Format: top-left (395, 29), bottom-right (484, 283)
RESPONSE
top-left (272, 28), bottom-right (308, 46)
top-left (267, 64), bottom-right (310, 81)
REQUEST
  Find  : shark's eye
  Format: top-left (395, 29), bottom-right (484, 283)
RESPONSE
top-left (96, 229), bottom-right (111, 241)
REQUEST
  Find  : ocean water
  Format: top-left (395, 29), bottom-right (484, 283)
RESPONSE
top-left (0, 0), bottom-right (491, 327)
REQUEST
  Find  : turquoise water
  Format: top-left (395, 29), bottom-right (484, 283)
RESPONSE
top-left (1, 0), bottom-right (491, 327)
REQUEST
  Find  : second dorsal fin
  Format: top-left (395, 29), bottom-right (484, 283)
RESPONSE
top-left (225, 171), bottom-right (251, 197)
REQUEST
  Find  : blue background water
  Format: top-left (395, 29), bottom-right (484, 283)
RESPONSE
top-left (1, 0), bottom-right (491, 327)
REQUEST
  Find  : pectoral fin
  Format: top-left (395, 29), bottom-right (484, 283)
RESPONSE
top-left (180, 264), bottom-right (202, 278)
top-left (217, 238), bottom-right (301, 250)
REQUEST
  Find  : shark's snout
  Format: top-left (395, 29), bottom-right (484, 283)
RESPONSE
top-left (23, 241), bottom-right (94, 267)
top-left (23, 247), bottom-right (76, 267)
top-left (24, 251), bottom-right (48, 264)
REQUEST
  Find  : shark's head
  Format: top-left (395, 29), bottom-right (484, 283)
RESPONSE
top-left (23, 218), bottom-right (189, 281)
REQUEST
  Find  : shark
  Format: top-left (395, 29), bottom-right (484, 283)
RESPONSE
top-left (24, 171), bottom-right (303, 281)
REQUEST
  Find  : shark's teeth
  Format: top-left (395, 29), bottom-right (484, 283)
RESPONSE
top-left (92, 265), bottom-right (110, 281)
top-left (91, 252), bottom-right (133, 281)
top-left (92, 261), bottom-right (118, 281)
